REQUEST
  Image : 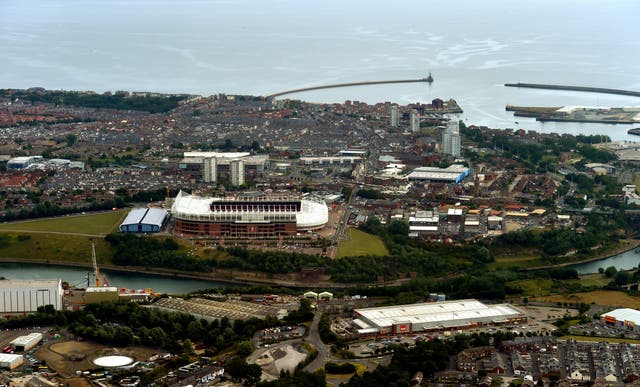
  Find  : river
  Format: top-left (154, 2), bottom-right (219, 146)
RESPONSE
top-left (0, 263), bottom-right (228, 294)
top-left (1, 0), bottom-right (639, 140)
top-left (572, 248), bottom-right (640, 275)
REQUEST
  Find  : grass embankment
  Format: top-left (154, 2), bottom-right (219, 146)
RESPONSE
top-left (337, 228), bottom-right (389, 258)
top-left (0, 233), bottom-right (114, 264)
top-left (0, 211), bottom-right (127, 264)
top-left (0, 210), bottom-right (127, 235)
top-left (508, 274), bottom-right (613, 298)
top-left (535, 290), bottom-right (640, 309)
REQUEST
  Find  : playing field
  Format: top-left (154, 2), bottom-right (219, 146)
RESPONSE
top-left (0, 210), bottom-right (127, 235)
top-left (337, 228), bottom-right (389, 258)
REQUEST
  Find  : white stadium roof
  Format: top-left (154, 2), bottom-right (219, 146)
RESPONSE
top-left (171, 191), bottom-right (328, 230)
top-left (296, 199), bottom-right (328, 229)
top-left (602, 308), bottom-right (640, 325)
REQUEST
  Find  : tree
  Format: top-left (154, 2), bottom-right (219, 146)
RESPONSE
top-left (227, 356), bottom-right (261, 383)
top-left (65, 134), bottom-right (78, 147)
top-left (113, 326), bottom-right (134, 346)
top-left (182, 338), bottom-right (194, 355)
top-left (387, 220), bottom-right (409, 238)
top-left (236, 340), bottom-right (255, 357)
top-left (614, 270), bottom-right (632, 286)
top-left (604, 266), bottom-right (618, 278)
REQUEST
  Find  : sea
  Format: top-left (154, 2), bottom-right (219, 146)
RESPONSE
top-left (1, 0), bottom-right (639, 140)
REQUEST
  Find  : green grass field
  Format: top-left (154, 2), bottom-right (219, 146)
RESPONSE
top-left (0, 233), bottom-right (114, 264)
top-left (0, 210), bottom-right (127, 235)
top-left (487, 255), bottom-right (545, 271)
top-left (507, 278), bottom-right (554, 296)
top-left (337, 228), bottom-right (389, 258)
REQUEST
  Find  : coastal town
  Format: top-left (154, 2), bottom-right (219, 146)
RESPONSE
top-left (2, 88), bottom-right (640, 387)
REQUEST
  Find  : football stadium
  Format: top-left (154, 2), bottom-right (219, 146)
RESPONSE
top-left (171, 190), bottom-right (328, 237)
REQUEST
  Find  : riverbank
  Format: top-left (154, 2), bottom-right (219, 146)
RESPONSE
top-left (521, 239), bottom-right (640, 272)
top-left (0, 257), bottom-right (402, 290)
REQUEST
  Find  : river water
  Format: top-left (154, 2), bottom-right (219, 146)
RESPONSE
top-left (0, 263), bottom-right (228, 294)
top-left (572, 248), bottom-right (640, 275)
top-left (1, 0), bottom-right (639, 140)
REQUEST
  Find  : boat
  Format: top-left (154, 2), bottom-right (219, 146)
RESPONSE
top-left (628, 128), bottom-right (640, 136)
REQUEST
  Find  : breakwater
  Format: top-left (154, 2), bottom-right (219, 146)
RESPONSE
top-left (268, 79), bottom-right (430, 98)
top-left (504, 83), bottom-right (640, 98)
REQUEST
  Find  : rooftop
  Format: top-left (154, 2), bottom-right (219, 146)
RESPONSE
top-left (602, 308), bottom-right (640, 325)
top-left (0, 279), bottom-right (61, 289)
top-left (355, 299), bottom-right (523, 328)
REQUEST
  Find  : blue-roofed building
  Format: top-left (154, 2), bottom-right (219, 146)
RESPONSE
top-left (119, 208), bottom-right (168, 233)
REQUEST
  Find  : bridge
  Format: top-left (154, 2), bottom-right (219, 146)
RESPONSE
top-left (267, 77), bottom-right (432, 98)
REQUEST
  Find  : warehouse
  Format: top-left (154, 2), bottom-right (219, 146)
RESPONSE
top-left (0, 354), bottom-right (24, 370)
top-left (353, 299), bottom-right (525, 335)
top-left (10, 333), bottom-right (43, 352)
top-left (406, 164), bottom-right (471, 184)
top-left (601, 308), bottom-right (640, 332)
top-left (0, 279), bottom-right (63, 313)
top-left (119, 207), bottom-right (169, 233)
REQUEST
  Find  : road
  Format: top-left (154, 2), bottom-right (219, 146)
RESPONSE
top-left (304, 311), bottom-right (331, 372)
top-left (248, 311), bottom-right (390, 383)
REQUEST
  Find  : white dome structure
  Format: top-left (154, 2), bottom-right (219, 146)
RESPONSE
top-left (92, 355), bottom-right (134, 368)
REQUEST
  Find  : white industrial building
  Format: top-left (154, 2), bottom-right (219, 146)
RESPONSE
top-left (7, 156), bottom-right (43, 170)
top-left (119, 208), bottom-right (169, 233)
top-left (408, 210), bottom-right (439, 237)
top-left (0, 354), bottom-right (24, 370)
top-left (179, 151), bottom-right (268, 183)
top-left (353, 299), bottom-right (525, 335)
top-left (299, 156), bottom-right (362, 166)
top-left (406, 164), bottom-right (470, 184)
top-left (10, 333), bottom-right (43, 352)
top-left (0, 279), bottom-right (63, 313)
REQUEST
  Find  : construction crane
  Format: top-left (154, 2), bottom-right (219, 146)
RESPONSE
top-left (92, 243), bottom-right (101, 287)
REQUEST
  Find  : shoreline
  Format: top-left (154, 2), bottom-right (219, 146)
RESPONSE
top-left (521, 239), bottom-right (640, 272)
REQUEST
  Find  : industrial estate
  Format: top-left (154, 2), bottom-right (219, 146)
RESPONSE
top-left (2, 82), bottom-right (640, 387)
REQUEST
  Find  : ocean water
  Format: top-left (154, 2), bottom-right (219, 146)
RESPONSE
top-left (1, 0), bottom-right (639, 139)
